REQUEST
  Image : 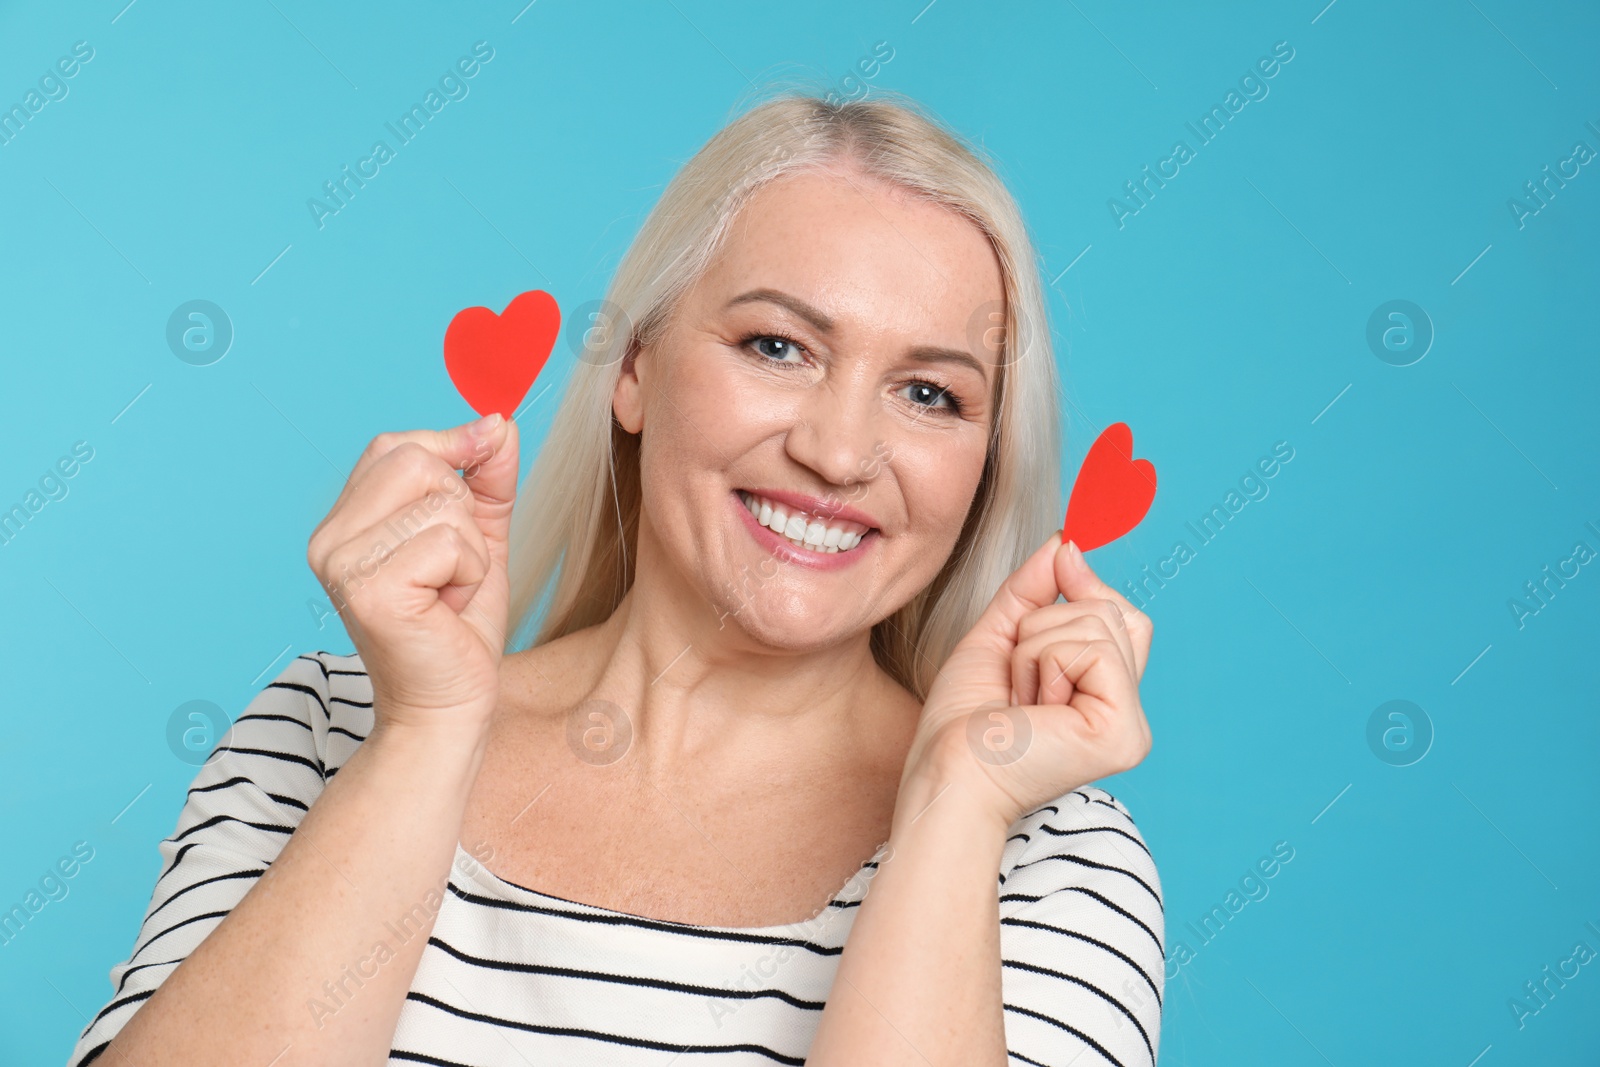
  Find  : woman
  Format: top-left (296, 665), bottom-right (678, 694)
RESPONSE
top-left (69, 90), bottom-right (1160, 1066)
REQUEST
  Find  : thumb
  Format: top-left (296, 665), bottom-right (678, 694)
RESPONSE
top-left (1055, 536), bottom-right (1120, 604)
top-left (445, 413), bottom-right (520, 553)
top-left (954, 530), bottom-right (1066, 661)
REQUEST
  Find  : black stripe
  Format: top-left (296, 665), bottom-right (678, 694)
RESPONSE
top-left (444, 882), bottom-right (843, 956)
top-left (141, 869), bottom-right (264, 929)
top-left (1000, 888), bottom-right (1163, 954)
top-left (389, 1052), bottom-right (476, 1067)
top-left (189, 775), bottom-right (250, 795)
top-left (293, 651), bottom-right (366, 680)
top-left (159, 840), bottom-right (201, 881)
top-left (1008, 1049), bottom-right (1052, 1067)
top-left (426, 934), bottom-right (825, 1008)
top-left (232, 711), bottom-right (313, 731)
top-left (1035, 822), bottom-right (1153, 859)
top-left (267, 680), bottom-right (329, 718)
top-left (405, 990), bottom-right (806, 1065)
top-left (1009, 853), bottom-right (1163, 908)
top-left (171, 813), bottom-right (295, 844)
top-left (1073, 789), bottom-right (1128, 815)
top-left (1003, 959), bottom-right (1153, 1062)
top-left (1004, 1001), bottom-right (1129, 1067)
top-left (1001, 916), bottom-right (1161, 1008)
top-left (74, 1040), bottom-right (110, 1067)
top-left (130, 908), bottom-right (230, 957)
top-left (216, 744), bottom-right (324, 777)
top-left (330, 695), bottom-right (374, 709)
top-left (114, 955), bottom-right (186, 995)
top-left (187, 775), bottom-right (309, 812)
top-left (328, 725), bottom-right (368, 743)
top-left (80, 988), bottom-right (156, 1036)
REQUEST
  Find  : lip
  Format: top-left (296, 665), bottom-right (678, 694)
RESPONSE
top-left (736, 486), bottom-right (881, 530)
top-left (729, 491), bottom-right (877, 571)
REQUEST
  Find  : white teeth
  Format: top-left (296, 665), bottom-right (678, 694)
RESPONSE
top-left (738, 490), bottom-right (873, 554)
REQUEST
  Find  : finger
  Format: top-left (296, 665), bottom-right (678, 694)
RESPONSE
top-left (952, 531), bottom-right (1064, 662)
top-left (1012, 615), bottom-right (1130, 707)
top-left (1016, 601), bottom-right (1138, 688)
top-left (1034, 638), bottom-right (1140, 729)
top-left (318, 414), bottom-right (518, 552)
top-left (330, 522), bottom-right (491, 634)
top-left (322, 490), bottom-right (491, 616)
top-left (457, 414), bottom-right (520, 559)
top-left (1059, 540), bottom-right (1153, 679)
top-left (937, 531), bottom-right (1066, 705)
top-left (311, 417), bottom-right (518, 573)
top-left (330, 414), bottom-right (498, 510)
top-left (312, 446), bottom-right (469, 576)
top-left (1032, 638), bottom-right (1153, 776)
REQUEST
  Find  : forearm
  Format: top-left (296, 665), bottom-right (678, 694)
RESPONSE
top-left (805, 764), bottom-right (1012, 1066)
top-left (105, 718), bottom-right (489, 1066)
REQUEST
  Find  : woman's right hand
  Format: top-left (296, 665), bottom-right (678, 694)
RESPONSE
top-left (306, 412), bottom-right (520, 734)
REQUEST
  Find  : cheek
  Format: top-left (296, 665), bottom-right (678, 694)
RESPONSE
top-left (658, 348), bottom-right (793, 457)
top-left (636, 351), bottom-right (778, 534)
top-left (889, 433), bottom-right (988, 533)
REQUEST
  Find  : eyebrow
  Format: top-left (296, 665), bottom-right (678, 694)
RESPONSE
top-left (724, 287), bottom-right (992, 379)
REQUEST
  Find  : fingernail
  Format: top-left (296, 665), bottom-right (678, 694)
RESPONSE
top-left (1065, 539), bottom-right (1085, 567)
top-left (470, 411), bottom-right (503, 437)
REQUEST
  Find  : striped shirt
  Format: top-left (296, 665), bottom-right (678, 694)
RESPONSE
top-left (69, 650), bottom-right (1165, 1066)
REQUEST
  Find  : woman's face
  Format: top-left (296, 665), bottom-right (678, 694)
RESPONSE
top-left (614, 164), bottom-right (1005, 653)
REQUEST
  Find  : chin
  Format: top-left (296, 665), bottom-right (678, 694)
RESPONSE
top-left (709, 595), bottom-right (872, 654)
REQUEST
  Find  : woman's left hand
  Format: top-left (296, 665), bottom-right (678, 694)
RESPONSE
top-left (901, 532), bottom-right (1154, 829)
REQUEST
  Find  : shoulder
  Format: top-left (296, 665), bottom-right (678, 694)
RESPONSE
top-left (1000, 784), bottom-right (1161, 894)
top-left (285, 649), bottom-right (374, 778)
top-left (227, 650), bottom-right (374, 779)
top-left (998, 784), bottom-right (1163, 933)
top-left (289, 647), bottom-right (373, 722)
top-left (996, 786), bottom-right (1166, 1066)
top-left (256, 648), bottom-right (364, 708)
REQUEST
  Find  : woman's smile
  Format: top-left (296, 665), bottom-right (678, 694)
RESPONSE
top-left (730, 488), bottom-right (880, 570)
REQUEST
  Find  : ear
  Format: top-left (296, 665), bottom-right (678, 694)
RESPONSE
top-left (612, 339), bottom-right (645, 434)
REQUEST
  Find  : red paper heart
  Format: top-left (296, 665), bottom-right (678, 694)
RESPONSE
top-left (1062, 422), bottom-right (1156, 553)
top-left (444, 289), bottom-right (561, 420)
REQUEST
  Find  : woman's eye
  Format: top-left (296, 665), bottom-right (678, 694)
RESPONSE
top-left (900, 381), bottom-right (956, 410)
top-left (750, 336), bottom-right (804, 363)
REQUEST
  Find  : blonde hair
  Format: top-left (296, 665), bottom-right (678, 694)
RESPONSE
top-left (504, 87), bottom-right (1062, 702)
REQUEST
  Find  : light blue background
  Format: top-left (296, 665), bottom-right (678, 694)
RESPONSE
top-left (2, 0), bottom-right (1597, 1063)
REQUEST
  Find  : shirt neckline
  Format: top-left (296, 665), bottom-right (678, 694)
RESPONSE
top-left (450, 840), bottom-right (885, 938)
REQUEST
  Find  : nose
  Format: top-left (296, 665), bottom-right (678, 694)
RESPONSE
top-left (784, 376), bottom-right (886, 495)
